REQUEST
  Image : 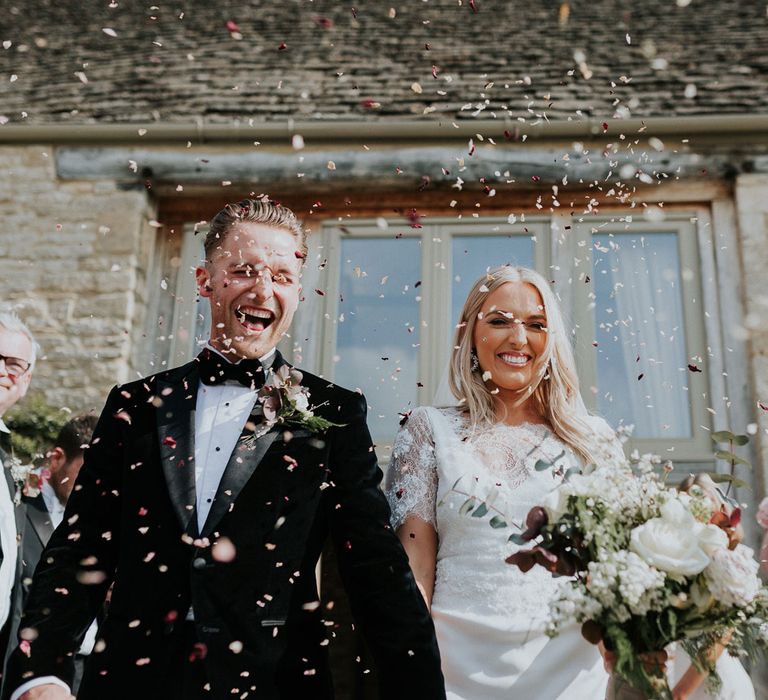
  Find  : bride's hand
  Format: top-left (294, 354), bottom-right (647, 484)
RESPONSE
top-left (598, 641), bottom-right (616, 673)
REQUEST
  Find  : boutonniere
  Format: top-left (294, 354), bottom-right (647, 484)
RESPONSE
top-left (5, 454), bottom-right (48, 505)
top-left (242, 365), bottom-right (343, 448)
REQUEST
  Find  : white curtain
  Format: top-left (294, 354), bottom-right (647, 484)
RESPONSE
top-left (604, 235), bottom-right (690, 438)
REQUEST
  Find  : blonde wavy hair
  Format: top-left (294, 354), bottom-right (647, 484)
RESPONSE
top-left (448, 265), bottom-right (600, 465)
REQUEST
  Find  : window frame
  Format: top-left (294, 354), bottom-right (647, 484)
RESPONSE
top-left (569, 210), bottom-right (713, 463)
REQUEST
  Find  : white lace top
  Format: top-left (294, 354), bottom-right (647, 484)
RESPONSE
top-left (385, 406), bottom-right (625, 621)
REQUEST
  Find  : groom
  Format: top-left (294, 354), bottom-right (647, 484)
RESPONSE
top-left (5, 200), bottom-right (445, 700)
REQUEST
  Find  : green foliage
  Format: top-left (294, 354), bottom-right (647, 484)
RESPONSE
top-left (4, 394), bottom-right (70, 463)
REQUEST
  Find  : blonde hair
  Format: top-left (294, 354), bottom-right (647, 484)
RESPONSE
top-left (448, 265), bottom-right (600, 465)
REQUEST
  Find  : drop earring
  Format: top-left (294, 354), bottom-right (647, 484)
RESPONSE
top-left (470, 350), bottom-right (480, 372)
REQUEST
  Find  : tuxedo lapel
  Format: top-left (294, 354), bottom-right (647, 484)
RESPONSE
top-left (199, 351), bottom-right (288, 539)
top-left (4, 461), bottom-right (25, 536)
top-left (156, 363), bottom-right (199, 536)
top-left (25, 494), bottom-right (54, 548)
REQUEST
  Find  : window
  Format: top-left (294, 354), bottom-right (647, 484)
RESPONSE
top-left (293, 211), bottom-right (712, 464)
top-left (295, 217), bottom-right (545, 447)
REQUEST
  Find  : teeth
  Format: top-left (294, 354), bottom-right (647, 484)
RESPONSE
top-left (238, 307), bottom-right (273, 320)
top-left (499, 354), bottom-right (529, 365)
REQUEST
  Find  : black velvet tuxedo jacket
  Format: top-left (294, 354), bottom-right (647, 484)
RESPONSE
top-left (4, 353), bottom-right (445, 699)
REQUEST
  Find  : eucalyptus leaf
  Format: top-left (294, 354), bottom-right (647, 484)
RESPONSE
top-left (471, 502), bottom-right (489, 518)
top-left (534, 459), bottom-right (552, 471)
top-left (732, 434), bottom-right (749, 446)
top-left (508, 533), bottom-right (528, 545)
top-left (714, 450), bottom-right (752, 467)
top-left (459, 498), bottom-right (476, 516)
top-left (711, 430), bottom-right (736, 443)
top-left (708, 473), bottom-right (749, 489)
top-left (490, 515), bottom-right (507, 529)
top-left (563, 466), bottom-right (581, 481)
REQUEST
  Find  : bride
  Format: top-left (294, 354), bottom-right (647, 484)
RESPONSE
top-left (385, 265), bottom-right (625, 699)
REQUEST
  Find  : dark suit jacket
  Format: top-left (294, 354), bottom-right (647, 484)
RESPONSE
top-left (0, 449), bottom-right (26, 688)
top-left (4, 353), bottom-right (445, 699)
top-left (6, 491), bottom-right (88, 695)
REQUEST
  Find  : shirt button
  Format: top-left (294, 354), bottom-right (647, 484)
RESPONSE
top-left (215, 446), bottom-right (221, 452)
top-left (206, 498), bottom-right (212, 503)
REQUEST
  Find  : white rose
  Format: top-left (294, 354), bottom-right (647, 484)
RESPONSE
top-left (696, 523), bottom-right (729, 556)
top-left (293, 392), bottom-right (311, 415)
top-left (704, 544), bottom-right (761, 607)
top-left (630, 500), bottom-right (710, 577)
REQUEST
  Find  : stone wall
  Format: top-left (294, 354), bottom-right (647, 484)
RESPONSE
top-left (0, 145), bottom-right (152, 412)
top-left (735, 175), bottom-right (768, 494)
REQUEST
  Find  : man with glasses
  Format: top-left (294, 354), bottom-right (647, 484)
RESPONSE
top-left (0, 311), bottom-right (36, 687)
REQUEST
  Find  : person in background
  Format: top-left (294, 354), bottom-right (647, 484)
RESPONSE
top-left (758, 496), bottom-right (768, 574)
top-left (10, 414), bottom-right (99, 694)
top-left (0, 311), bottom-right (37, 687)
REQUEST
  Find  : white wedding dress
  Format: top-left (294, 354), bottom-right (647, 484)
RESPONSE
top-left (665, 644), bottom-right (755, 699)
top-left (386, 406), bottom-right (624, 700)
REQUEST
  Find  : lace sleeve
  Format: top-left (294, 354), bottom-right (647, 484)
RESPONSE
top-left (384, 407), bottom-right (438, 530)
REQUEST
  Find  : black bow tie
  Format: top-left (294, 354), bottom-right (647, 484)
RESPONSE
top-left (197, 348), bottom-right (268, 388)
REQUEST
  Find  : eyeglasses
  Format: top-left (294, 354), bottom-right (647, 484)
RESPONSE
top-left (0, 353), bottom-right (31, 378)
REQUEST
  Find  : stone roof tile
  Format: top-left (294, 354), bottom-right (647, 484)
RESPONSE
top-left (0, 0), bottom-right (766, 125)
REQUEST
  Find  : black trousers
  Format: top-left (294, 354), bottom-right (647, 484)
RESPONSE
top-left (169, 622), bottom-right (210, 700)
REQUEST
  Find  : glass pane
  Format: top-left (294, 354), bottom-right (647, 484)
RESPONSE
top-left (592, 232), bottom-right (692, 438)
top-left (335, 238), bottom-right (421, 445)
top-left (451, 235), bottom-right (534, 327)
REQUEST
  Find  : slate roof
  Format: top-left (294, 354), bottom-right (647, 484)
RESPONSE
top-left (1, 0), bottom-right (766, 125)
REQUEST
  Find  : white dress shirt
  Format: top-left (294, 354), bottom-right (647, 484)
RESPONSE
top-left (0, 418), bottom-right (18, 630)
top-left (12, 346), bottom-right (274, 700)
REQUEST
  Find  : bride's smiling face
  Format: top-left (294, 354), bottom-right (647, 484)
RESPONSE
top-left (472, 281), bottom-right (548, 397)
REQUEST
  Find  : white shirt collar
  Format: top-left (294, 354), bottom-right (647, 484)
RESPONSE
top-left (42, 479), bottom-right (66, 515)
top-left (203, 342), bottom-right (276, 366)
top-left (0, 418), bottom-right (9, 434)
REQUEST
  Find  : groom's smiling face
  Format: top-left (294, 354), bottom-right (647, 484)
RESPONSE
top-left (197, 222), bottom-right (302, 360)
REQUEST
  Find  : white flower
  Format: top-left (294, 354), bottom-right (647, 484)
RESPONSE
top-left (629, 498), bottom-right (710, 576)
top-left (617, 551), bottom-right (667, 616)
top-left (689, 579), bottom-right (716, 612)
top-left (704, 544), bottom-right (761, 607)
top-left (697, 523), bottom-right (729, 556)
top-left (293, 392), bottom-right (311, 415)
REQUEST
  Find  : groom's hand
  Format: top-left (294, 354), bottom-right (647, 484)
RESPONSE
top-left (18, 685), bottom-right (75, 700)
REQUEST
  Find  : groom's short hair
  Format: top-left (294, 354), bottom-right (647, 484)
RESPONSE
top-left (204, 198), bottom-right (307, 263)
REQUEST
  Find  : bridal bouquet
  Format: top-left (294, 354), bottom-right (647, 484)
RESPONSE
top-left (507, 448), bottom-right (768, 699)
